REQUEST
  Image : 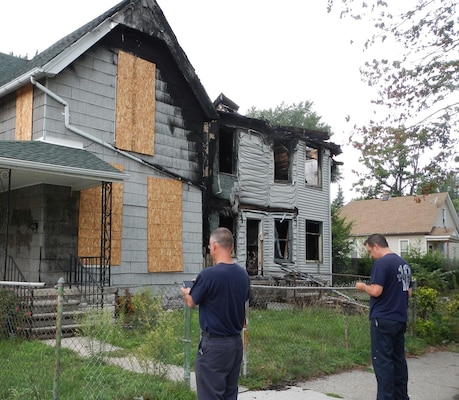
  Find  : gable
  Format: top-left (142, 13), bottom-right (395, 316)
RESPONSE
top-left (0, 0), bottom-right (217, 120)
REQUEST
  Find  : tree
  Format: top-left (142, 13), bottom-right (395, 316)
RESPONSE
top-left (246, 100), bottom-right (332, 133)
top-left (328, 0), bottom-right (459, 198)
top-left (331, 186), bottom-right (354, 273)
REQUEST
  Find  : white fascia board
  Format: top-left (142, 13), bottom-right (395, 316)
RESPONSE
top-left (0, 158), bottom-right (128, 183)
top-left (43, 20), bottom-right (120, 76)
top-left (0, 67), bottom-right (44, 96)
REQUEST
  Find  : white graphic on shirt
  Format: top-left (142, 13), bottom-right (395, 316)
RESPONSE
top-left (397, 264), bottom-right (411, 292)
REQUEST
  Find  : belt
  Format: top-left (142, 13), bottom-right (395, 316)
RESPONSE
top-left (201, 331), bottom-right (240, 338)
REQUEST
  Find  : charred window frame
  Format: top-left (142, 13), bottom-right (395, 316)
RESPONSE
top-left (306, 220), bottom-right (322, 262)
top-left (219, 213), bottom-right (237, 253)
top-left (274, 218), bottom-right (292, 262)
top-left (219, 127), bottom-right (236, 174)
top-left (274, 140), bottom-right (292, 183)
top-left (305, 146), bottom-right (321, 186)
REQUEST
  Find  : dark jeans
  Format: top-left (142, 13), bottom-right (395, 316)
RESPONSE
top-left (195, 335), bottom-right (243, 400)
top-left (370, 318), bottom-right (409, 400)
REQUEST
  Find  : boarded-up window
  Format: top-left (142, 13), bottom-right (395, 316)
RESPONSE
top-left (16, 84), bottom-right (33, 140)
top-left (115, 50), bottom-right (156, 156)
top-left (147, 177), bottom-right (183, 272)
top-left (78, 165), bottom-right (124, 265)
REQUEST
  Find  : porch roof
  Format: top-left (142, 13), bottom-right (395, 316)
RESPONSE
top-left (0, 140), bottom-right (128, 192)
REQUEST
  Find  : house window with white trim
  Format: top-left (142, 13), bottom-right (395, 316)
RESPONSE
top-left (400, 239), bottom-right (409, 257)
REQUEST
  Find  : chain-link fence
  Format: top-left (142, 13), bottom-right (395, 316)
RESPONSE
top-left (0, 277), bottom-right (418, 399)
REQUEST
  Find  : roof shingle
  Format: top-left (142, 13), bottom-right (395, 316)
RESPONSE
top-left (339, 193), bottom-right (449, 236)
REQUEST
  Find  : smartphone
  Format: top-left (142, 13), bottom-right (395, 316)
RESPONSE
top-left (182, 280), bottom-right (194, 288)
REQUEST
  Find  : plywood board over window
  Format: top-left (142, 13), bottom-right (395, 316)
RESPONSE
top-left (147, 177), bottom-right (183, 272)
top-left (78, 164), bottom-right (124, 265)
top-left (15, 84), bottom-right (33, 141)
top-left (115, 50), bottom-right (156, 156)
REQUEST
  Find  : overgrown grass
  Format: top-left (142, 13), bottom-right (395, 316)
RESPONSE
top-left (0, 338), bottom-right (196, 400)
top-left (1, 295), bottom-right (453, 397)
top-left (240, 307), bottom-right (371, 389)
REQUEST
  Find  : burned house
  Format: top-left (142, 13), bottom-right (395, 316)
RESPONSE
top-left (0, 0), bottom-right (217, 290)
top-left (206, 95), bottom-right (342, 279)
top-left (0, 0), bottom-right (341, 294)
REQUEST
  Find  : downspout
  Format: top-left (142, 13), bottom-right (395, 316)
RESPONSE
top-left (30, 76), bottom-right (144, 166)
top-left (30, 76), bottom-right (200, 187)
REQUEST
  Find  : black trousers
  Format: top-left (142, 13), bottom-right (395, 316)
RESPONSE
top-left (371, 318), bottom-right (409, 400)
top-left (195, 334), bottom-right (243, 400)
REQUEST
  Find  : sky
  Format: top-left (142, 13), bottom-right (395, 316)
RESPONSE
top-left (0, 0), bottom-right (385, 202)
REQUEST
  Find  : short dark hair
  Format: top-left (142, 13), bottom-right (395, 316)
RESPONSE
top-left (364, 234), bottom-right (388, 248)
top-left (210, 227), bottom-right (234, 249)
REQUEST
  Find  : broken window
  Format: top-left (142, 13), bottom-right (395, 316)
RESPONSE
top-left (274, 218), bottom-right (291, 262)
top-left (219, 214), bottom-right (236, 252)
top-left (274, 140), bottom-right (291, 182)
top-left (246, 219), bottom-right (261, 276)
top-left (305, 146), bottom-right (320, 186)
top-left (219, 127), bottom-right (236, 174)
top-left (306, 220), bottom-right (322, 262)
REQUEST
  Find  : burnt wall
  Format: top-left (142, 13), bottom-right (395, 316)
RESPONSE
top-left (0, 184), bottom-right (79, 284)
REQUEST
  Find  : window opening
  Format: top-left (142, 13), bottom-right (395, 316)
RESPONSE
top-left (400, 239), bottom-right (409, 257)
top-left (219, 127), bottom-right (235, 174)
top-left (274, 218), bottom-right (291, 262)
top-left (219, 214), bottom-right (236, 252)
top-left (274, 140), bottom-right (291, 182)
top-left (306, 220), bottom-right (322, 262)
top-left (305, 146), bottom-right (320, 186)
top-left (246, 219), bottom-right (260, 276)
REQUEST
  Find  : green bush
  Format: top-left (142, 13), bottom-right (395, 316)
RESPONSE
top-left (414, 286), bottom-right (458, 344)
top-left (415, 287), bottom-right (438, 320)
top-left (407, 249), bottom-right (458, 291)
top-left (0, 288), bottom-right (30, 339)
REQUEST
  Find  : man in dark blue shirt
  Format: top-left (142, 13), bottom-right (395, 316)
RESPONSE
top-left (356, 233), bottom-right (412, 400)
top-left (181, 227), bottom-right (250, 400)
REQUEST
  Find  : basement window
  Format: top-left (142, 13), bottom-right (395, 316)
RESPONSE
top-left (219, 127), bottom-right (236, 174)
top-left (306, 220), bottom-right (322, 262)
top-left (274, 218), bottom-right (292, 262)
top-left (305, 146), bottom-right (320, 186)
top-left (274, 140), bottom-right (291, 183)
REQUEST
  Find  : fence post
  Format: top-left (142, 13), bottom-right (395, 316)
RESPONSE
top-left (242, 300), bottom-right (248, 377)
top-left (183, 303), bottom-right (191, 388)
top-left (411, 278), bottom-right (417, 337)
top-left (53, 277), bottom-right (65, 400)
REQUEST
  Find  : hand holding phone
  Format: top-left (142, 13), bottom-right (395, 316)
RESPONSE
top-left (182, 280), bottom-right (194, 288)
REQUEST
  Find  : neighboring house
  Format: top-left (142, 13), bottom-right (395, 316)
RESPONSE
top-left (208, 94), bottom-right (342, 279)
top-left (0, 1), bottom-right (341, 292)
top-left (339, 192), bottom-right (459, 259)
top-left (0, 0), bottom-right (217, 289)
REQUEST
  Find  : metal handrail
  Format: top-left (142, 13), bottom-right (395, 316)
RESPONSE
top-left (2, 255), bottom-right (27, 283)
top-left (68, 255), bottom-right (106, 308)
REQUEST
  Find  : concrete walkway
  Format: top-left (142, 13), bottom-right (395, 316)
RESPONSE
top-left (46, 338), bottom-right (458, 399)
top-left (238, 351), bottom-right (459, 400)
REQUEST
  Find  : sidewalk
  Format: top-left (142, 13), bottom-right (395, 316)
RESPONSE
top-left (238, 351), bottom-right (459, 400)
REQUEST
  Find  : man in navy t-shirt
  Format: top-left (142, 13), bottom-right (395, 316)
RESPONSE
top-left (356, 234), bottom-right (412, 400)
top-left (181, 227), bottom-right (250, 400)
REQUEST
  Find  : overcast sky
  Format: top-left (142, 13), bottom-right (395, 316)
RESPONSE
top-left (0, 0), bottom-right (386, 202)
